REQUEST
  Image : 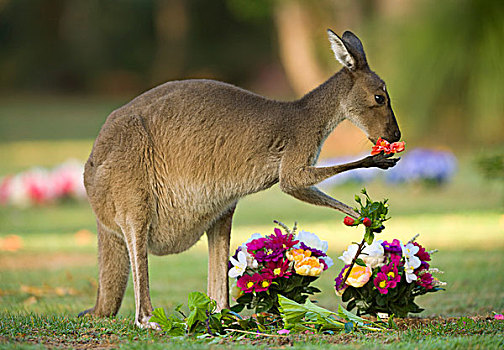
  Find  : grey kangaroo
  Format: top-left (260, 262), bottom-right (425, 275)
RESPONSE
top-left (80, 29), bottom-right (401, 328)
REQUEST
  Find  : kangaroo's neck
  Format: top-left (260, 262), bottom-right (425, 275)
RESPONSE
top-left (296, 69), bottom-right (352, 132)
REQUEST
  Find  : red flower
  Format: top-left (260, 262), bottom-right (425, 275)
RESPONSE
top-left (343, 216), bottom-right (355, 226)
top-left (371, 137), bottom-right (405, 155)
top-left (390, 141), bottom-right (405, 153)
top-left (413, 242), bottom-right (431, 262)
top-left (363, 217), bottom-right (372, 227)
top-left (417, 272), bottom-right (434, 290)
top-left (371, 137), bottom-right (390, 155)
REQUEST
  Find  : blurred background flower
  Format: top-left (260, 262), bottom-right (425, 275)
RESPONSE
top-left (0, 160), bottom-right (86, 207)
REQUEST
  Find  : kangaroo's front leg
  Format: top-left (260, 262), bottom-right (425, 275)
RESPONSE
top-left (117, 218), bottom-right (158, 329)
top-left (281, 152), bottom-right (399, 191)
top-left (206, 204), bottom-right (236, 311)
top-left (280, 144), bottom-right (400, 216)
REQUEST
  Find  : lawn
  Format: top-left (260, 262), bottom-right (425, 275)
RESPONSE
top-left (0, 97), bottom-right (503, 348)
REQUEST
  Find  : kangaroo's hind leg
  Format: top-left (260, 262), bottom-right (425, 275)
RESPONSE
top-left (115, 213), bottom-right (159, 329)
top-left (207, 203), bottom-right (237, 311)
top-left (79, 221), bottom-right (130, 318)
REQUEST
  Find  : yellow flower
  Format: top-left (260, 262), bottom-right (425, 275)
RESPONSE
top-left (294, 256), bottom-right (324, 277)
top-left (286, 248), bottom-right (311, 263)
top-left (342, 265), bottom-right (372, 288)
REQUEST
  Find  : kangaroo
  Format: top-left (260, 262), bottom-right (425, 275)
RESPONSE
top-left (79, 30), bottom-right (401, 328)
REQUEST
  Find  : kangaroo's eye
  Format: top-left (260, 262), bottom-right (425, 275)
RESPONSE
top-left (374, 94), bottom-right (385, 105)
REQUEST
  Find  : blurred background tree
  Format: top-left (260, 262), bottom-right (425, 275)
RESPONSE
top-left (0, 0), bottom-right (502, 149)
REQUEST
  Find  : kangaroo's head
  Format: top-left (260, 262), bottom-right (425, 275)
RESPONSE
top-left (328, 29), bottom-right (401, 144)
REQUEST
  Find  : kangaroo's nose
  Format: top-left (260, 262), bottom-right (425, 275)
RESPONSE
top-left (394, 130), bottom-right (401, 141)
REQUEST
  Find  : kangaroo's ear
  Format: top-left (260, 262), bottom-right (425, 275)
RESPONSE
top-left (327, 29), bottom-right (356, 70)
top-left (341, 31), bottom-right (368, 69)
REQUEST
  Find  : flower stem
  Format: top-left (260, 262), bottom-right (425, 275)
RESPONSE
top-left (341, 237), bottom-right (366, 286)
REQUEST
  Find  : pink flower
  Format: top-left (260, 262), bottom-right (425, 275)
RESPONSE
top-left (261, 259), bottom-right (292, 279)
top-left (494, 314), bottom-right (504, 320)
top-left (389, 253), bottom-right (402, 266)
top-left (254, 273), bottom-right (274, 292)
top-left (381, 263), bottom-right (400, 288)
top-left (237, 274), bottom-right (260, 293)
top-left (374, 272), bottom-right (390, 294)
top-left (277, 329), bottom-right (290, 335)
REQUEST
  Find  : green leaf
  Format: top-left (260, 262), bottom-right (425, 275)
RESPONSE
top-left (186, 291), bottom-right (213, 330)
top-left (355, 258), bottom-right (366, 267)
top-left (364, 230), bottom-right (375, 245)
top-left (150, 307), bottom-right (171, 330)
top-left (278, 295), bottom-right (384, 332)
top-left (230, 303), bottom-right (245, 313)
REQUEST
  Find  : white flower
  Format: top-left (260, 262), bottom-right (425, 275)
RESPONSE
top-left (228, 251), bottom-right (247, 278)
top-left (339, 244), bottom-right (359, 265)
top-left (401, 242), bottom-right (419, 260)
top-left (338, 241), bottom-right (385, 268)
top-left (361, 240), bottom-right (385, 268)
top-left (295, 230), bottom-right (328, 253)
top-left (404, 261), bottom-right (418, 283)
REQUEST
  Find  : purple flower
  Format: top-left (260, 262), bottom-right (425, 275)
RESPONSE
top-left (334, 264), bottom-right (350, 295)
top-left (382, 239), bottom-right (402, 254)
top-left (253, 245), bottom-right (284, 262)
top-left (299, 242), bottom-right (325, 257)
top-left (374, 272), bottom-right (390, 294)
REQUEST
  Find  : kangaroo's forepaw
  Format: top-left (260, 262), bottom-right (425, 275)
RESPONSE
top-left (370, 153), bottom-right (400, 169)
top-left (136, 315), bottom-right (162, 331)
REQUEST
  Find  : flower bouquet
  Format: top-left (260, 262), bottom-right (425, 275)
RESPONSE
top-left (334, 190), bottom-right (445, 318)
top-left (229, 222), bottom-right (332, 314)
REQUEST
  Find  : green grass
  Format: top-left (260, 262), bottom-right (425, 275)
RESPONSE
top-left (1, 96), bottom-right (503, 347)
